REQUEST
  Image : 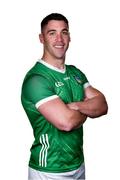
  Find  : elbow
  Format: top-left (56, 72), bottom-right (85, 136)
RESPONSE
top-left (58, 120), bottom-right (73, 132)
top-left (57, 112), bottom-right (77, 132)
top-left (57, 124), bottom-right (72, 132)
top-left (102, 97), bottom-right (108, 116)
top-left (59, 119), bottom-right (74, 132)
top-left (97, 97), bottom-right (108, 117)
top-left (90, 101), bottom-right (108, 118)
top-left (58, 111), bottom-right (86, 132)
top-left (102, 101), bottom-right (108, 115)
top-left (100, 99), bottom-right (108, 116)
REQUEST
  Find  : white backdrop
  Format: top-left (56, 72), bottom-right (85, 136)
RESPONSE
top-left (0, 0), bottom-right (120, 179)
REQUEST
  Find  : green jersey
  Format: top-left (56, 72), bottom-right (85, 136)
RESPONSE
top-left (21, 60), bottom-right (89, 173)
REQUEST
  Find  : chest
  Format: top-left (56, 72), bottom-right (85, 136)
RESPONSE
top-left (52, 73), bottom-right (85, 103)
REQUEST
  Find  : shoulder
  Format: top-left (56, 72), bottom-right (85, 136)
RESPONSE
top-left (22, 74), bottom-right (50, 91)
top-left (23, 62), bottom-right (49, 85)
top-left (66, 64), bottom-right (85, 75)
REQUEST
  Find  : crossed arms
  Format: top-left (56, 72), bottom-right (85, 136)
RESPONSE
top-left (38, 86), bottom-right (108, 131)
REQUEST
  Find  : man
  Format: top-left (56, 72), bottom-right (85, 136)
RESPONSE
top-left (21, 13), bottom-right (108, 180)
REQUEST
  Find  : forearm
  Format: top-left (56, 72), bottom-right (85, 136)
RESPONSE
top-left (68, 95), bottom-right (108, 118)
top-left (67, 109), bottom-right (87, 130)
top-left (77, 95), bottom-right (108, 118)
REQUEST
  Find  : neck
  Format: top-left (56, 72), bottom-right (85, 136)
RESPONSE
top-left (41, 55), bottom-right (65, 70)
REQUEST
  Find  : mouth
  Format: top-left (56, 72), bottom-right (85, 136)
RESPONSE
top-left (54, 44), bottom-right (64, 49)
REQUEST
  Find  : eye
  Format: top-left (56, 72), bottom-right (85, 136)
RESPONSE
top-left (48, 31), bottom-right (56, 36)
top-left (62, 31), bottom-right (69, 35)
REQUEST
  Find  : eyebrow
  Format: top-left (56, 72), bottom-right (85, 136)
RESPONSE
top-left (47, 29), bottom-right (56, 34)
top-left (47, 28), bottom-right (69, 34)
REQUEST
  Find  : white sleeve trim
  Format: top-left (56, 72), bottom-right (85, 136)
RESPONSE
top-left (35, 95), bottom-right (59, 108)
top-left (83, 82), bottom-right (91, 89)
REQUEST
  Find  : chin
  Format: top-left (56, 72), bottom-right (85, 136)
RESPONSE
top-left (55, 54), bottom-right (65, 59)
top-left (56, 56), bottom-right (65, 60)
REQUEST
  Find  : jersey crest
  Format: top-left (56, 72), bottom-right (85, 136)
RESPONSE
top-left (74, 76), bottom-right (82, 84)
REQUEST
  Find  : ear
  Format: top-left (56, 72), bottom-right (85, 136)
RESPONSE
top-left (69, 37), bottom-right (71, 42)
top-left (39, 33), bottom-right (44, 44)
top-left (69, 33), bottom-right (71, 42)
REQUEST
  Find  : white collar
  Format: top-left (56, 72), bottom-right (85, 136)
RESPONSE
top-left (38, 59), bottom-right (66, 73)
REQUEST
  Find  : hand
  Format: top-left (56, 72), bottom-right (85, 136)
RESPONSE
top-left (67, 102), bottom-right (79, 111)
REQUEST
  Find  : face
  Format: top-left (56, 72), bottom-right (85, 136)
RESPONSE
top-left (39, 20), bottom-right (71, 60)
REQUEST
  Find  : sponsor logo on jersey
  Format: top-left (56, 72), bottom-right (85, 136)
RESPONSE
top-left (74, 76), bottom-right (82, 84)
top-left (55, 82), bottom-right (64, 87)
top-left (63, 77), bottom-right (70, 80)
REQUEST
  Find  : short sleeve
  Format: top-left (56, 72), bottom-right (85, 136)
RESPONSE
top-left (22, 75), bottom-right (58, 108)
top-left (80, 72), bottom-right (90, 89)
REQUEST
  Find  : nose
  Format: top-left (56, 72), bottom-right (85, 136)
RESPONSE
top-left (56, 33), bottom-right (63, 42)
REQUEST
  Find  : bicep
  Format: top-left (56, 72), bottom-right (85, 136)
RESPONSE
top-left (37, 97), bottom-right (72, 130)
top-left (84, 86), bottom-right (104, 99)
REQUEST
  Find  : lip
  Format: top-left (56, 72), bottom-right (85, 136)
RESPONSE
top-left (54, 45), bottom-right (64, 49)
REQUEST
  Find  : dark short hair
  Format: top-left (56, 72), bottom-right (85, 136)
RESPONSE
top-left (41, 13), bottom-right (69, 32)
